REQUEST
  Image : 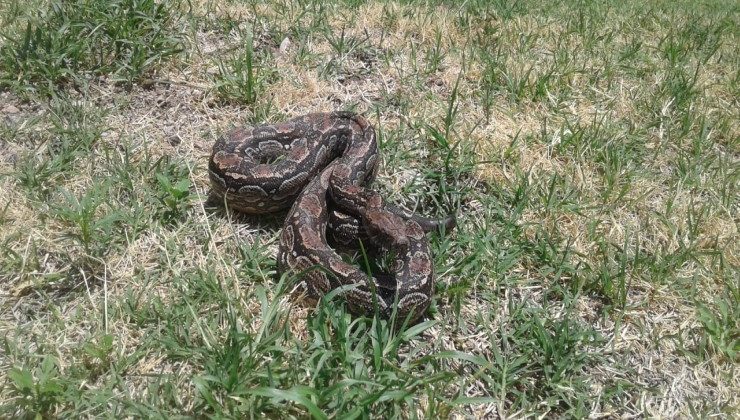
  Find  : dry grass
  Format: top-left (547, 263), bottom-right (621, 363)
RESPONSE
top-left (1, 0), bottom-right (738, 417)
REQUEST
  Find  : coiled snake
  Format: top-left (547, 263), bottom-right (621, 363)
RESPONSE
top-left (209, 112), bottom-right (454, 323)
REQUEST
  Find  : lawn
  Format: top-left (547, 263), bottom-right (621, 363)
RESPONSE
top-left (0, 0), bottom-right (737, 417)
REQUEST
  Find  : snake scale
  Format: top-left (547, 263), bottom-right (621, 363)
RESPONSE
top-left (209, 112), bottom-right (454, 323)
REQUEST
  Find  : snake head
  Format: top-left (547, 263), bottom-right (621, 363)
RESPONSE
top-left (363, 209), bottom-right (410, 248)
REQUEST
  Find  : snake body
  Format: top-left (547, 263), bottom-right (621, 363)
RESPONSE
top-left (209, 112), bottom-right (452, 322)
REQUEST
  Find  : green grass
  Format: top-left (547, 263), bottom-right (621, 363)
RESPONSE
top-left (1, 0), bottom-right (738, 417)
top-left (0, 0), bottom-right (185, 95)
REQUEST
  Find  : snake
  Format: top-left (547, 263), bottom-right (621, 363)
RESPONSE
top-left (208, 112), bottom-right (454, 323)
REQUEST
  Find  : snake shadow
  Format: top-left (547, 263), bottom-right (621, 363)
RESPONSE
top-left (203, 191), bottom-right (288, 232)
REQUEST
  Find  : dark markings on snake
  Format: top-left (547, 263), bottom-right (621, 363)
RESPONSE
top-left (208, 112), bottom-right (456, 323)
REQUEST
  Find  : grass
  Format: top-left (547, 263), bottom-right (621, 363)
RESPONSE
top-left (0, 0), bottom-right (738, 417)
top-left (0, 0), bottom-right (185, 96)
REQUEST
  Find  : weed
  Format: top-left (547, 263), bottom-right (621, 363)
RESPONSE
top-left (155, 171), bottom-right (191, 225)
top-left (696, 283), bottom-right (740, 361)
top-left (6, 356), bottom-right (65, 417)
top-left (53, 184), bottom-right (124, 258)
top-left (212, 27), bottom-right (278, 118)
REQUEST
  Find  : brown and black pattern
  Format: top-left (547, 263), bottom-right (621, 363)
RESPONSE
top-left (209, 112), bottom-right (455, 323)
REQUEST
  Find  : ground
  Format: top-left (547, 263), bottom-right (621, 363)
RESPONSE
top-left (0, 0), bottom-right (737, 417)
